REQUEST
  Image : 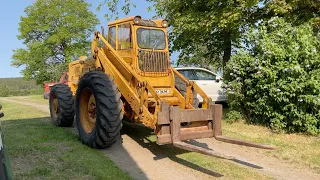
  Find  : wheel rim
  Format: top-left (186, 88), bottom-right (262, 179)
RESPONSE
top-left (51, 94), bottom-right (59, 120)
top-left (80, 88), bottom-right (96, 134)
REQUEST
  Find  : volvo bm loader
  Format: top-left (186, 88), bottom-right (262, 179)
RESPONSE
top-left (49, 16), bottom-right (275, 159)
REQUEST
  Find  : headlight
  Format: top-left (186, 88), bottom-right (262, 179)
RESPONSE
top-left (162, 20), bottom-right (168, 27)
top-left (134, 16), bottom-right (141, 24)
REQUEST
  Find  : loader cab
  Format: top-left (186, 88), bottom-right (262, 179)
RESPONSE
top-left (107, 16), bottom-right (170, 76)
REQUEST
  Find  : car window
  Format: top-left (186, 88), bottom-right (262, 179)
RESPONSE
top-left (178, 70), bottom-right (198, 80)
top-left (195, 70), bottom-right (216, 80)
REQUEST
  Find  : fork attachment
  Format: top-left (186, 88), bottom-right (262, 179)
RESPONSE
top-left (156, 103), bottom-right (276, 159)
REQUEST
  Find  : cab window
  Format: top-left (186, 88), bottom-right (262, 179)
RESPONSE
top-left (108, 26), bottom-right (116, 49)
top-left (118, 23), bottom-right (132, 50)
top-left (137, 28), bottom-right (166, 49)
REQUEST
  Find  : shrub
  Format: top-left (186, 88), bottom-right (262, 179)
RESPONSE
top-left (225, 110), bottom-right (243, 124)
top-left (224, 17), bottom-right (320, 135)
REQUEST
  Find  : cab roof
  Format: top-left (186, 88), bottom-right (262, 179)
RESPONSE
top-left (108, 16), bottom-right (136, 26)
top-left (108, 16), bottom-right (165, 28)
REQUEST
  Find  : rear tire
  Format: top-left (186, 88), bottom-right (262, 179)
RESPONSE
top-left (49, 84), bottom-right (74, 127)
top-left (76, 71), bottom-right (123, 149)
top-left (175, 76), bottom-right (200, 108)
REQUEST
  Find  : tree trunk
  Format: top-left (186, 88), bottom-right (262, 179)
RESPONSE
top-left (222, 31), bottom-right (232, 69)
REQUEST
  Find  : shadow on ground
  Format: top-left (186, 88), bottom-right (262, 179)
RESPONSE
top-left (121, 121), bottom-right (264, 175)
top-left (121, 122), bottom-right (225, 177)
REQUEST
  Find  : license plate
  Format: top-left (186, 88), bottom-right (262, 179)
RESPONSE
top-left (155, 89), bottom-right (169, 94)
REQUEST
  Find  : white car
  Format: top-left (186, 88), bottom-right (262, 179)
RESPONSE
top-left (175, 67), bottom-right (227, 103)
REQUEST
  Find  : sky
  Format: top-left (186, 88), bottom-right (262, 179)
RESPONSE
top-left (0, 0), bottom-right (178, 78)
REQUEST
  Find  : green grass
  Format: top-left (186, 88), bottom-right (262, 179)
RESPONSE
top-left (0, 101), bottom-right (131, 180)
top-left (8, 95), bottom-right (48, 105)
top-left (222, 108), bottom-right (320, 173)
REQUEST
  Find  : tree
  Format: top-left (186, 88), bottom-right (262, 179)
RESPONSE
top-left (160, 1), bottom-right (261, 68)
top-left (12, 0), bottom-right (99, 84)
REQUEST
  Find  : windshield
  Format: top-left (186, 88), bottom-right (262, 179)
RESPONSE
top-left (137, 28), bottom-right (166, 49)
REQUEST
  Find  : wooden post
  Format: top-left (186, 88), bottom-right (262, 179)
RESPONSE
top-left (212, 104), bottom-right (222, 137)
top-left (170, 106), bottom-right (181, 142)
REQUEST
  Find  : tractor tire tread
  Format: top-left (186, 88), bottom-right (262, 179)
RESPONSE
top-left (49, 84), bottom-right (75, 127)
top-left (76, 71), bottom-right (123, 149)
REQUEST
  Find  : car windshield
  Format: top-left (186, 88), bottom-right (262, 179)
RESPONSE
top-left (136, 28), bottom-right (166, 49)
top-left (178, 70), bottom-right (216, 80)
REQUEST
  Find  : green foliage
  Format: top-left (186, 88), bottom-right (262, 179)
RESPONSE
top-left (97, 0), bottom-right (136, 20)
top-left (157, 0), bottom-right (320, 68)
top-left (265, 0), bottom-right (320, 25)
top-left (225, 110), bottom-right (243, 124)
top-left (156, 0), bottom-right (261, 67)
top-left (0, 78), bottom-right (42, 97)
top-left (224, 18), bottom-right (320, 135)
top-left (12, 0), bottom-right (99, 84)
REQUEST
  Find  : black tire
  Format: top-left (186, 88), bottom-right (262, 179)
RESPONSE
top-left (49, 84), bottom-right (75, 127)
top-left (175, 76), bottom-right (200, 108)
top-left (76, 71), bottom-right (123, 149)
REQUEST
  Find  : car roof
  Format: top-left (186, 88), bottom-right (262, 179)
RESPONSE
top-left (175, 67), bottom-right (210, 71)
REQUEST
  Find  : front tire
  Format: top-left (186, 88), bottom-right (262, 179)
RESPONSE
top-left (49, 84), bottom-right (74, 127)
top-left (76, 71), bottom-right (123, 149)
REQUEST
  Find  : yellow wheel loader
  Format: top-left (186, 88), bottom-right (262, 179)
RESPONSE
top-left (49, 16), bottom-right (276, 159)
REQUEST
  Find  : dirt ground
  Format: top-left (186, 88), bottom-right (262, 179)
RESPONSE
top-left (1, 96), bottom-right (319, 180)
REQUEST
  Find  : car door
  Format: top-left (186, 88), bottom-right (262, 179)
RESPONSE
top-left (192, 69), bottom-right (222, 102)
top-left (177, 69), bottom-right (226, 102)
